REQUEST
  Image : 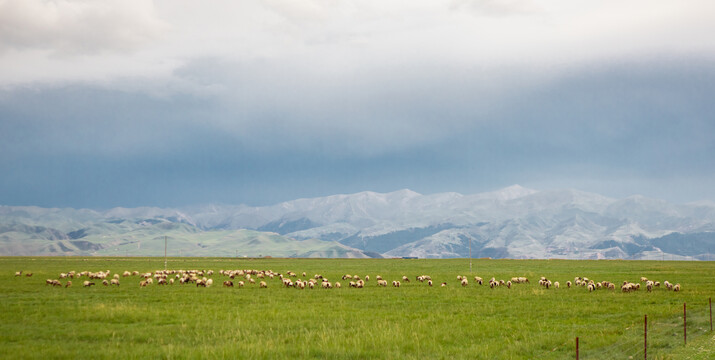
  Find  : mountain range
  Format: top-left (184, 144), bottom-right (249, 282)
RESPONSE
top-left (2, 185), bottom-right (714, 260)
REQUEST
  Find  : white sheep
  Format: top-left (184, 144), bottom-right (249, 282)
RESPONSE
top-left (110, 279), bottom-right (120, 286)
top-left (461, 279), bottom-right (468, 287)
top-left (259, 281), bottom-right (267, 288)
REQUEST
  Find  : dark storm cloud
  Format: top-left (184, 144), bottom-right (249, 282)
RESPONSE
top-left (1, 57), bottom-right (714, 207)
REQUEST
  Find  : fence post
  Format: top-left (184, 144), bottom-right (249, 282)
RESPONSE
top-left (644, 314), bottom-right (647, 360)
top-left (576, 337), bottom-right (579, 360)
top-left (710, 297), bottom-right (712, 332)
top-left (684, 302), bottom-right (687, 345)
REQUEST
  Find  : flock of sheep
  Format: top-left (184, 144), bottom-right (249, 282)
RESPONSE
top-left (20, 268), bottom-right (683, 294)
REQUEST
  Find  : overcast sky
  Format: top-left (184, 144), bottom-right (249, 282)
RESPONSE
top-left (1, 0), bottom-right (714, 209)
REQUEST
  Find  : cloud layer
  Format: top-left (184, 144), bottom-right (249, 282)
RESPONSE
top-left (1, 1), bottom-right (714, 207)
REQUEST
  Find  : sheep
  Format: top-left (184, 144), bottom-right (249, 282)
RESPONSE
top-left (111, 279), bottom-right (120, 286)
top-left (364, 275), bottom-right (370, 282)
top-left (673, 284), bottom-right (681, 292)
top-left (356, 280), bottom-right (364, 288)
top-left (428, 280), bottom-right (433, 287)
top-left (392, 281), bottom-right (401, 288)
top-left (223, 281), bottom-right (234, 287)
top-left (308, 282), bottom-right (315, 289)
top-left (259, 281), bottom-right (267, 288)
top-left (65, 281), bottom-right (72, 288)
top-left (376, 275), bottom-right (383, 281)
top-left (566, 281), bottom-right (572, 288)
top-left (102, 280), bottom-right (109, 286)
top-left (321, 281), bottom-right (332, 289)
top-left (587, 283), bottom-right (595, 292)
top-left (83, 281), bottom-right (95, 287)
top-left (237, 281), bottom-right (245, 287)
top-left (474, 276), bottom-right (483, 285)
top-left (25, 272), bottom-right (33, 277)
top-left (377, 280), bottom-right (388, 287)
top-left (461, 279), bottom-right (469, 287)
top-left (646, 282), bottom-right (653, 292)
top-left (15, 271), bottom-right (22, 277)
top-left (140, 280), bottom-right (148, 287)
top-left (441, 282), bottom-right (447, 287)
top-left (402, 276), bottom-right (410, 282)
top-left (640, 277), bottom-right (648, 283)
top-left (335, 282), bottom-right (342, 288)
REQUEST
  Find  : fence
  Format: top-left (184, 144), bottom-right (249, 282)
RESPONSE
top-left (573, 298), bottom-right (712, 359)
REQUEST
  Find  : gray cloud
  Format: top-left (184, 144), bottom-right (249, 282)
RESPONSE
top-left (0, 0), bottom-right (168, 55)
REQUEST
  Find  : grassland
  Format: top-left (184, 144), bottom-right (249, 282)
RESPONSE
top-left (1, 257), bottom-right (713, 359)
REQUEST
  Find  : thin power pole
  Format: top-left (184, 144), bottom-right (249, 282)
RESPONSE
top-left (164, 236), bottom-right (167, 271)
top-left (644, 315), bottom-right (647, 360)
top-left (469, 237), bottom-right (472, 274)
top-left (710, 297), bottom-right (712, 332)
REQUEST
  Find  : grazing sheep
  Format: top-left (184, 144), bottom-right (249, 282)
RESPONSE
top-left (461, 279), bottom-right (469, 287)
top-left (587, 283), bottom-right (595, 292)
top-left (111, 279), bottom-right (120, 286)
top-left (237, 281), bottom-right (245, 287)
top-left (376, 275), bottom-right (383, 281)
top-left (223, 281), bottom-right (234, 287)
top-left (402, 276), bottom-right (410, 282)
top-left (335, 282), bottom-right (341, 288)
top-left (102, 280), bottom-right (109, 286)
top-left (140, 280), bottom-right (148, 287)
top-left (377, 280), bottom-right (387, 287)
top-left (654, 281), bottom-right (661, 287)
top-left (308, 282), bottom-right (315, 289)
top-left (673, 284), bottom-right (681, 292)
top-left (441, 282), bottom-right (447, 287)
top-left (65, 281), bottom-right (72, 288)
top-left (640, 277), bottom-right (648, 282)
top-left (25, 272), bottom-right (33, 277)
top-left (83, 281), bottom-right (95, 287)
top-left (428, 280), bottom-right (433, 287)
top-left (646, 282), bottom-right (652, 292)
top-left (392, 281), bottom-right (401, 288)
top-left (15, 271), bottom-right (22, 277)
top-left (474, 276), bottom-right (483, 285)
top-left (321, 281), bottom-right (332, 289)
top-left (259, 281), bottom-right (267, 288)
top-left (566, 281), bottom-right (572, 288)
top-left (364, 275), bottom-right (370, 282)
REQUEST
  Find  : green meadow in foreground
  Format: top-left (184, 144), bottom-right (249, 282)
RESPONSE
top-left (1, 257), bottom-right (713, 359)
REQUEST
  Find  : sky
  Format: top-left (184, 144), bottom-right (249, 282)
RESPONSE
top-left (1, 0), bottom-right (714, 209)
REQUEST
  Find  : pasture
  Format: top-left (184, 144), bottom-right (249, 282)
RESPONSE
top-left (1, 257), bottom-right (713, 359)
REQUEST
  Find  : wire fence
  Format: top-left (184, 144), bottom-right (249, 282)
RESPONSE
top-left (576, 298), bottom-right (713, 359)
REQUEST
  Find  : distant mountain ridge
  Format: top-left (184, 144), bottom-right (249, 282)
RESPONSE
top-left (1, 185), bottom-right (714, 259)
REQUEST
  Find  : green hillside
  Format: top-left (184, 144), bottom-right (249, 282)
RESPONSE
top-left (0, 218), bottom-right (370, 258)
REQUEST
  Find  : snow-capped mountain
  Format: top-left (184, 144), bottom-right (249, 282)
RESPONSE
top-left (2, 185), bottom-right (714, 259)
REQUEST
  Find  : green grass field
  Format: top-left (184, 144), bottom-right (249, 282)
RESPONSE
top-left (1, 257), bottom-right (713, 359)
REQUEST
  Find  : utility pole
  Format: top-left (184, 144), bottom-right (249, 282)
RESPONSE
top-left (469, 237), bottom-right (472, 274)
top-left (164, 236), bottom-right (167, 271)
